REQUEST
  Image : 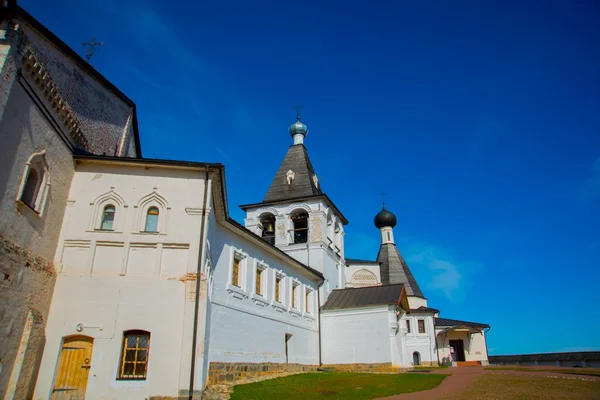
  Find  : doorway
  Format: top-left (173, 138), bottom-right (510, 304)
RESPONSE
top-left (51, 336), bottom-right (93, 399)
top-left (412, 351), bottom-right (421, 366)
top-left (449, 339), bottom-right (466, 362)
top-left (285, 333), bottom-right (292, 364)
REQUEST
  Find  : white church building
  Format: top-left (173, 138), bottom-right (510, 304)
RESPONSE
top-left (32, 116), bottom-right (490, 399)
top-left (0, 4), bottom-right (489, 399)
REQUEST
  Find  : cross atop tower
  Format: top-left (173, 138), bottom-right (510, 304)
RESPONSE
top-left (292, 100), bottom-right (304, 120)
top-left (82, 37), bottom-right (103, 63)
top-left (379, 191), bottom-right (387, 206)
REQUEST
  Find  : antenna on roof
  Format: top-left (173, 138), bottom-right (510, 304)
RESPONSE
top-left (82, 36), bottom-right (103, 63)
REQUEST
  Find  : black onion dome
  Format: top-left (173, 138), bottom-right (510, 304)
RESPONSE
top-left (374, 206), bottom-right (397, 229)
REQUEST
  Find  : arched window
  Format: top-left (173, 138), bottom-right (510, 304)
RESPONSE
top-left (21, 168), bottom-right (40, 208)
top-left (119, 330), bottom-right (150, 379)
top-left (290, 210), bottom-right (309, 244)
top-left (144, 207), bottom-right (159, 232)
top-left (259, 213), bottom-right (276, 245)
top-left (101, 205), bottom-right (115, 230)
top-left (413, 351), bottom-right (421, 366)
top-left (19, 154), bottom-right (49, 213)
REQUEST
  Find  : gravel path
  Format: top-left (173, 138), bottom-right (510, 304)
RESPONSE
top-left (376, 367), bottom-right (600, 400)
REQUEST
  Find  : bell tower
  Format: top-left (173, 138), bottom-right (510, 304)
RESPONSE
top-left (239, 106), bottom-right (348, 298)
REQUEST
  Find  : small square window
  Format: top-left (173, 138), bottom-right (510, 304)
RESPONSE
top-left (418, 319), bottom-right (426, 334)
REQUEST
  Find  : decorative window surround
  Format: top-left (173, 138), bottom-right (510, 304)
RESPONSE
top-left (272, 269), bottom-right (285, 308)
top-left (133, 188), bottom-right (170, 234)
top-left (289, 279), bottom-right (300, 312)
top-left (88, 187), bottom-right (128, 233)
top-left (251, 260), bottom-right (268, 306)
top-left (304, 287), bottom-right (313, 316)
top-left (226, 247), bottom-right (248, 299)
top-left (16, 150), bottom-right (50, 216)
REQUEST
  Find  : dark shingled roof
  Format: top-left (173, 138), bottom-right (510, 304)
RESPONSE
top-left (345, 258), bottom-right (379, 265)
top-left (435, 317), bottom-right (489, 329)
top-left (263, 144), bottom-right (322, 202)
top-left (321, 283), bottom-right (405, 310)
top-left (410, 306), bottom-right (440, 314)
top-left (376, 244), bottom-right (424, 298)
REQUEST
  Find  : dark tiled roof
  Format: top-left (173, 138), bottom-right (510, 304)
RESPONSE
top-left (263, 144), bottom-right (322, 202)
top-left (410, 306), bottom-right (440, 313)
top-left (489, 352), bottom-right (600, 362)
top-left (345, 258), bottom-right (379, 264)
top-left (321, 283), bottom-right (405, 310)
top-left (376, 244), bottom-right (424, 298)
top-left (435, 317), bottom-right (489, 329)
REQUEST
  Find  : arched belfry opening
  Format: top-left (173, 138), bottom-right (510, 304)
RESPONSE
top-left (259, 213), bottom-right (276, 245)
top-left (290, 210), bottom-right (309, 244)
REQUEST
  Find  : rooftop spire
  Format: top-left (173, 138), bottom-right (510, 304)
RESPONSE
top-left (289, 101), bottom-right (308, 144)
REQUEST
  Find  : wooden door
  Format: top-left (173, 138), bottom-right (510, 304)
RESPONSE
top-left (51, 336), bottom-right (93, 400)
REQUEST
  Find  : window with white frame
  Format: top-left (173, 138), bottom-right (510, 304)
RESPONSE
top-left (418, 319), bottom-right (426, 334)
top-left (291, 281), bottom-right (299, 309)
top-left (144, 207), bottom-right (159, 232)
top-left (406, 319), bottom-right (411, 333)
top-left (229, 248), bottom-right (247, 290)
top-left (100, 205), bottom-right (116, 230)
top-left (305, 287), bottom-right (312, 313)
top-left (274, 273), bottom-right (284, 303)
top-left (255, 261), bottom-right (267, 297)
top-left (17, 152), bottom-right (50, 214)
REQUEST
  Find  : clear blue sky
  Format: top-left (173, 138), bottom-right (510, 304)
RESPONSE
top-left (22, 0), bottom-right (600, 355)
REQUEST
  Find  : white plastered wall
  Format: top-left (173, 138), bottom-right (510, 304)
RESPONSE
top-left (400, 313), bottom-right (437, 366)
top-left (344, 263), bottom-right (381, 287)
top-left (34, 162), bottom-right (209, 400)
top-left (321, 306), bottom-right (395, 365)
top-left (206, 214), bottom-right (321, 366)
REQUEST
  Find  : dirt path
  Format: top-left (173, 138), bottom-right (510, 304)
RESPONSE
top-left (376, 367), bottom-right (600, 400)
top-left (376, 368), bottom-right (481, 400)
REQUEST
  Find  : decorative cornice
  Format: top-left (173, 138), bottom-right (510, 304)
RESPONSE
top-left (20, 31), bottom-right (89, 150)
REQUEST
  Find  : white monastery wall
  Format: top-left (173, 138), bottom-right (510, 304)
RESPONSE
top-left (400, 314), bottom-right (437, 366)
top-left (34, 162), bottom-right (209, 400)
top-left (321, 307), bottom-right (392, 365)
top-left (244, 199), bottom-right (344, 301)
top-left (206, 217), bottom-right (320, 367)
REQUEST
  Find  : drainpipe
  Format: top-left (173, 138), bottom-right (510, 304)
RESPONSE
top-left (188, 167), bottom-right (211, 400)
top-left (317, 281), bottom-right (324, 367)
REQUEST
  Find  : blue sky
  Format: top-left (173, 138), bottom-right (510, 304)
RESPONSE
top-left (22, 0), bottom-right (600, 355)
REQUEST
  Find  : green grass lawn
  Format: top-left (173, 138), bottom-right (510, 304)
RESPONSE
top-left (484, 366), bottom-right (600, 377)
top-left (230, 372), bottom-right (447, 400)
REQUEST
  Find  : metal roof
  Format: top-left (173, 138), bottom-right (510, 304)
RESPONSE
top-left (376, 243), bottom-right (424, 298)
top-left (345, 258), bottom-right (380, 264)
top-left (321, 283), bottom-right (406, 310)
top-left (263, 144), bottom-right (322, 202)
top-left (435, 317), bottom-right (489, 329)
top-left (410, 306), bottom-right (440, 314)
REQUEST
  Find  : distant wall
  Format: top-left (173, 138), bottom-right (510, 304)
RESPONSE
top-left (489, 352), bottom-right (600, 368)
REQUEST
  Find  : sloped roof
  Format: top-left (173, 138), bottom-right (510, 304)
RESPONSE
top-left (410, 306), bottom-right (440, 314)
top-left (345, 258), bottom-right (380, 265)
top-left (435, 317), bottom-right (489, 329)
top-left (321, 283), bottom-right (406, 310)
top-left (376, 244), bottom-right (424, 298)
top-left (263, 144), bottom-right (322, 202)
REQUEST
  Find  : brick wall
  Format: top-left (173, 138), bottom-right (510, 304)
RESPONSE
top-left (0, 235), bottom-right (56, 399)
top-left (207, 362), bottom-right (318, 386)
top-left (321, 362), bottom-right (406, 373)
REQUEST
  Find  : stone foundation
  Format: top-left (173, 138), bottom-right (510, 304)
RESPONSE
top-left (207, 362), bottom-right (318, 386)
top-left (321, 362), bottom-right (405, 373)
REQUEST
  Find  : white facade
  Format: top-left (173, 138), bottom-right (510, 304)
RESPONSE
top-left (401, 313), bottom-right (437, 366)
top-left (243, 199), bottom-right (345, 300)
top-left (34, 160), bottom-right (211, 399)
top-left (321, 306), bottom-right (398, 365)
top-left (344, 263), bottom-right (381, 288)
top-left (206, 208), bottom-right (321, 366)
